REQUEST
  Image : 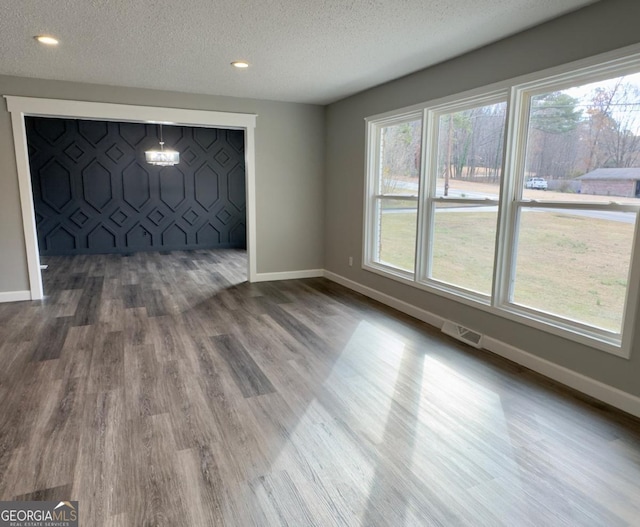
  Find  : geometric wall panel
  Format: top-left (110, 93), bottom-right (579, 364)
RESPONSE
top-left (216, 208), bottom-right (232, 225)
top-left (159, 167), bottom-right (186, 211)
top-left (87, 224), bottom-right (117, 249)
top-left (70, 209), bottom-right (90, 228)
top-left (162, 223), bottom-right (188, 247)
top-left (106, 144), bottom-right (125, 163)
top-left (122, 162), bottom-right (151, 211)
top-left (228, 164), bottom-right (246, 212)
top-left (109, 208), bottom-right (129, 227)
top-left (196, 223), bottom-right (221, 245)
top-left (64, 143), bottom-right (85, 163)
top-left (194, 164), bottom-right (219, 210)
top-left (147, 208), bottom-right (166, 227)
top-left (161, 126), bottom-right (184, 147)
top-left (194, 128), bottom-right (218, 151)
top-left (45, 226), bottom-right (76, 251)
top-left (34, 119), bottom-right (66, 145)
top-left (227, 131), bottom-right (244, 153)
top-left (28, 142), bottom-right (40, 159)
top-left (214, 147), bottom-right (231, 167)
top-left (229, 222), bottom-right (246, 246)
top-left (78, 120), bottom-right (109, 146)
top-left (118, 122), bottom-right (147, 148)
top-left (126, 223), bottom-right (153, 249)
top-left (27, 117), bottom-right (246, 255)
top-left (180, 147), bottom-right (198, 166)
top-left (82, 160), bottom-right (113, 212)
top-left (146, 208), bottom-right (166, 226)
top-left (39, 159), bottom-right (73, 213)
top-left (182, 208), bottom-right (199, 225)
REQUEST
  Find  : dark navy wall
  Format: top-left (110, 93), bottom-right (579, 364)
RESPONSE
top-left (27, 117), bottom-right (246, 255)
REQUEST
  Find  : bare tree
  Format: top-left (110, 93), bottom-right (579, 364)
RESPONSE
top-left (586, 81), bottom-right (640, 170)
top-left (439, 103), bottom-right (507, 187)
top-left (380, 120), bottom-right (421, 194)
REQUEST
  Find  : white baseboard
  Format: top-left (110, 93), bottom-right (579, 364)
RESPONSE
top-left (0, 290), bottom-right (31, 303)
top-left (483, 337), bottom-right (640, 419)
top-left (323, 271), bottom-right (445, 329)
top-left (323, 270), bottom-right (640, 419)
top-left (253, 269), bottom-right (324, 282)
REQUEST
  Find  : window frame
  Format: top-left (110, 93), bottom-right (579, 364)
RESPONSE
top-left (497, 61), bottom-right (640, 352)
top-left (417, 91), bottom-right (508, 302)
top-left (363, 111), bottom-right (423, 279)
top-left (363, 44), bottom-right (640, 358)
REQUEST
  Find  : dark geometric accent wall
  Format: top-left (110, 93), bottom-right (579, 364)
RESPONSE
top-left (26, 117), bottom-right (246, 256)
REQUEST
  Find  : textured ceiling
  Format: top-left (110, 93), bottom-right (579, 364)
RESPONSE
top-left (0, 0), bottom-right (598, 105)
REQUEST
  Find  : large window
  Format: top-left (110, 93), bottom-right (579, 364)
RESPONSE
top-left (507, 72), bottom-right (640, 337)
top-left (367, 115), bottom-right (422, 274)
top-left (423, 98), bottom-right (507, 297)
top-left (364, 51), bottom-right (640, 356)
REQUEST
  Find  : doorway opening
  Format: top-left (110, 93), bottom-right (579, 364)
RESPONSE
top-left (5, 96), bottom-right (257, 300)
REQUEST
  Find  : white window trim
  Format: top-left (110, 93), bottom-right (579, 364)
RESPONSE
top-left (416, 91), bottom-right (508, 302)
top-left (363, 111), bottom-right (422, 280)
top-left (363, 43), bottom-right (640, 359)
top-left (497, 60), bottom-right (640, 356)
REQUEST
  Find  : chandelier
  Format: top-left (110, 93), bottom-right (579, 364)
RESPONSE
top-left (145, 123), bottom-right (179, 166)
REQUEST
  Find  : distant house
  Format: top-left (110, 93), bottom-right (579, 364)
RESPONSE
top-left (577, 168), bottom-right (640, 198)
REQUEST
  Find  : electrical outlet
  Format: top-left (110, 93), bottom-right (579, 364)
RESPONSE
top-left (348, 256), bottom-right (353, 267)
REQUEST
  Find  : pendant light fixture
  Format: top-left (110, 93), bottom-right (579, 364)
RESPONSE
top-left (145, 123), bottom-right (179, 166)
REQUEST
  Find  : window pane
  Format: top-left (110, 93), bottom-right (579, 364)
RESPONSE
top-left (436, 102), bottom-right (507, 199)
top-left (430, 203), bottom-right (497, 295)
top-left (376, 198), bottom-right (417, 272)
top-left (513, 208), bottom-right (636, 332)
top-left (379, 119), bottom-right (421, 195)
top-left (523, 72), bottom-right (640, 203)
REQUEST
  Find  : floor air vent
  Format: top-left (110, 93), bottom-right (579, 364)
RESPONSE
top-left (441, 321), bottom-right (484, 349)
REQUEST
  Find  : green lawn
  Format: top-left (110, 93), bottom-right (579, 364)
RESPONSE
top-left (379, 210), bottom-right (634, 332)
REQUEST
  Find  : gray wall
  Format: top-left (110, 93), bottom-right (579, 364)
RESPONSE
top-left (0, 76), bottom-right (325, 290)
top-left (324, 0), bottom-right (640, 397)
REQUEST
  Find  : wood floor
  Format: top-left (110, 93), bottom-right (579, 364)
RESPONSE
top-left (1, 249), bottom-right (640, 526)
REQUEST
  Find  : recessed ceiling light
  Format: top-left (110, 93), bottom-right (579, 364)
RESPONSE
top-left (35, 35), bottom-right (59, 46)
top-left (231, 61), bottom-right (249, 69)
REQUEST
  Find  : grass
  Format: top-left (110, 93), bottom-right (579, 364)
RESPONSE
top-left (379, 209), bottom-right (634, 332)
top-left (378, 210), bottom-right (417, 272)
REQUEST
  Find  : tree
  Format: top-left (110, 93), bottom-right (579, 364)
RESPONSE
top-left (526, 91), bottom-right (582, 179)
top-left (438, 104), bottom-right (506, 187)
top-left (530, 92), bottom-right (582, 134)
top-left (585, 81), bottom-right (640, 170)
top-left (380, 120), bottom-right (421, 193)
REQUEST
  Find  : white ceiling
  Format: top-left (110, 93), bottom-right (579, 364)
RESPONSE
top-left (0, 0), bottom-right (598, 105)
